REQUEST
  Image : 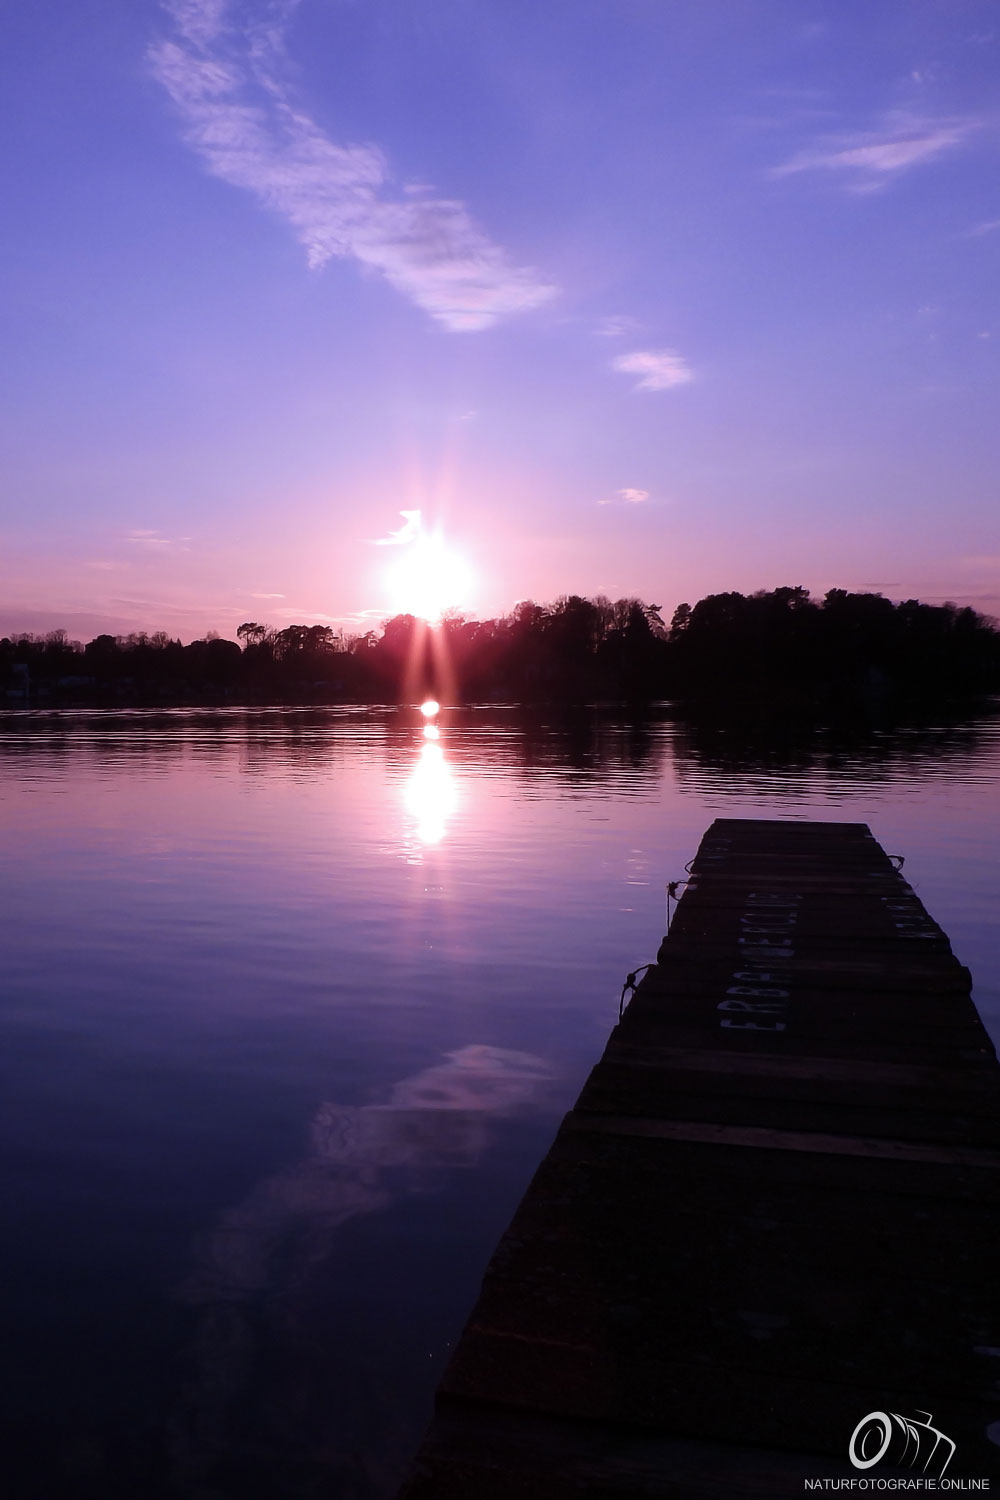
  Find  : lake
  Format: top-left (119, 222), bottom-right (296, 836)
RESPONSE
top-left (1, 703), bottom-right (998, 1499)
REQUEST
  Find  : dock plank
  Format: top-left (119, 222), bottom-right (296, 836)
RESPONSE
top-left (397, 819), bottom-right (1000, 1496)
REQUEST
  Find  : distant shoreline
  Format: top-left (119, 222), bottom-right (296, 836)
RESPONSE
top-left (4, 588), bottom-right (999, 712)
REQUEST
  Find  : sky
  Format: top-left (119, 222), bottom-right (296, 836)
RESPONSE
top-left (1, 0), bottom-right (998, 641)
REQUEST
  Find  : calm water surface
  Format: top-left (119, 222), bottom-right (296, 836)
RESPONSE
top-left (2, 704), bottom-right (998, 1499)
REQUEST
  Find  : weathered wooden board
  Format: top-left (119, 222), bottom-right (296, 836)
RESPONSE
top-left (397, 819), bottom-right (1000, 1497)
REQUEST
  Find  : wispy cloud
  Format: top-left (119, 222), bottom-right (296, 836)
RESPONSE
top-left (612, 349), bottom-right (693, 393)
top-left (250, 590), bottom-right (285, 598)
top-left (272, 607), bottom-right (341, 622)
top-left (151, 1), bottom-right (555, 330)
top-left (597, 487), bottom-right (650, 507)
top-left (596, 315), bottom-right (639, 339)
top-left (372, 510), bottom-right (422, 546)
top-left (126, 529), bottom-right (192, 551)
top-left (165, 0), bottom-right (229, 47)
top-left (773, 111), bottom-right (983, 191)
top-left (967, 217), bottom-right (1000, 237)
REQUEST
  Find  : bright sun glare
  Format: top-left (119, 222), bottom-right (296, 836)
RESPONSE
top-left (405, 740), bottom-right (456, 844)
top-left (384, 532), bottom-right (474, 623)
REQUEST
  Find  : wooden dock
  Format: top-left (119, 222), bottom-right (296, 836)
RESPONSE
top-left (398, 819), bottom-right (1000, 1496)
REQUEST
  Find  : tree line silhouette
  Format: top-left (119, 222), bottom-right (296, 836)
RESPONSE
top-left (2, 587), bottom-right (998, 710)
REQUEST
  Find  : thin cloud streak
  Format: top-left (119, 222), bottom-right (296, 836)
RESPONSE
top-left (373, 510), bottom-right (422, 546)
top-left (151, 1), bottom-right (555, 330)
top-left (612, 349), bottom-right (693, 392)
top-left (596, 315), bottom-right (639, 338)
top-left (126, 529), bottom-right (192, 551)
top-left (597, 487), bottom-right (650, 506)
top-left (272, 606), bottom-right (341, 622)
top-left (773, 111), bottom-right (983, 190)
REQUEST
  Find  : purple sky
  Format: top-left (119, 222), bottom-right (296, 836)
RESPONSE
top-left (1, 0), bottom-right (998, 640)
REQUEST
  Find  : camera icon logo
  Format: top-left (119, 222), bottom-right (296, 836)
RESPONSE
top-left (849, 1410), bottom-right (956, 1478)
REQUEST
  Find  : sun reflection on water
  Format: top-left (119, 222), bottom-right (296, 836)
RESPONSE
top-left (405, 734), bottom-right (457, 844)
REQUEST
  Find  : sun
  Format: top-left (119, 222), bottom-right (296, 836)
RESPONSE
top-left (384, 531), bottom-right (474, 623)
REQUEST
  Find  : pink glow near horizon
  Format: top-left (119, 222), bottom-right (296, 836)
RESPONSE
top-left (2, 3), bottom-right (999, 641)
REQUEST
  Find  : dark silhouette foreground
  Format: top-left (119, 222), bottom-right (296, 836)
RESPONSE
top-left (2, 588), bottom-right (998, 710)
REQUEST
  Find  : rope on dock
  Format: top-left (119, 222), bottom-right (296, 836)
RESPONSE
top-left (666, 878), bottom-right (689, 929)
top-left (618, 878), bottom-right (689, 1019)
top-left (619, 964), bottom-right (654, 1020)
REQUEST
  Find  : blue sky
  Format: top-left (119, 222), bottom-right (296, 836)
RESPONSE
top-left (1, 0), bottom-right (998, 638)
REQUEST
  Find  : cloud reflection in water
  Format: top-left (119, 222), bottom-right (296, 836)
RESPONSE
top-left (172, 1046), bottom-right (554, 1496)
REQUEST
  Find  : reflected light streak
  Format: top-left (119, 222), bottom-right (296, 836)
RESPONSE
top-left (405, 739), bottom-right (457, 844)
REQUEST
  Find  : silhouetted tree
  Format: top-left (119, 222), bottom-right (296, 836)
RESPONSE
top-left (669, 602), bottom-right (691, 639)
top-left (0, 586), bottom-right (996, 707)
top-left (237, 622), bottom-right (266, 649)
